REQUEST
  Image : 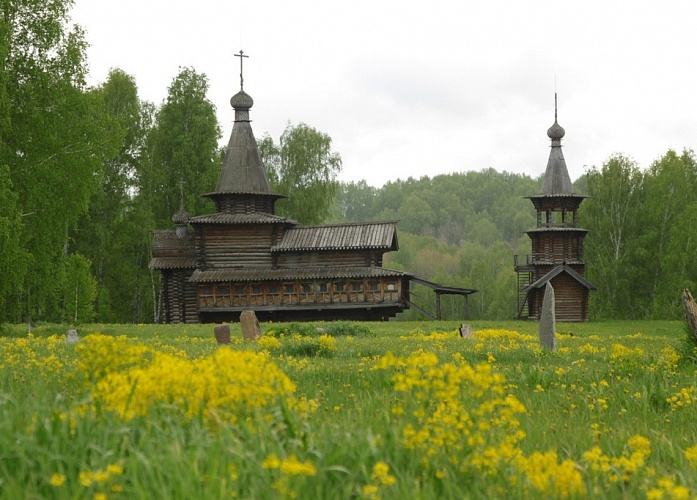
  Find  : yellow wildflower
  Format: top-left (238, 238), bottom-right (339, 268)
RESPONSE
top-left (49, 473), bottom-right (66, 486)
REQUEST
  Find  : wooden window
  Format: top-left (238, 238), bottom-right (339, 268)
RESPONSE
top-left (369, 282), bottom-right (378, 291)
top-left (218, 286), bottom-right (228, 295)
top-left (284, 284), bottom-right (295, 294)
top-left (234, 285), bottom-right (245, 295)
top-left (269, 285), bottom-right (278, 294)
top-left (352, 283), bottom-right (362, 291)
top-left (203, 287), bottom-right (212, 295)
top-left (302, 283), bottom-right (313, 293)
top-left (387, 283), bottom-right (396, 291)
top-left (251, 284), bottom-right (262, 295)
top-left (336, 283), bottom-right (345, 292)
top-left (319, 283), bottom-right (328, 292)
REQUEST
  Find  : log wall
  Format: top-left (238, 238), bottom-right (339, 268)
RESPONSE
top-left (276, 250), bottom-right (381, 268)
top-left (531, 232), bottom-right (585, 263)
top-left (530, 276), bottom-right (589, 322)
top-left (198, 225), bottom-right (275, 267)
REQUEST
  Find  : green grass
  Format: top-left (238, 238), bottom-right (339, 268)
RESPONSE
top-left (0, 320), bottom-right (695, 499)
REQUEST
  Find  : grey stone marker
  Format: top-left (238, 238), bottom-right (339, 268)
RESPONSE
top-left (240, 310), bottom-right (261, 341)
top-left (65, 329), bottom-right (79, 344)
top-left (214, 324), bottom-right (231, 345)
top-left (459, 323), bottom-right (473, 338)
top-left (539, 283), bottom-right (557, 351)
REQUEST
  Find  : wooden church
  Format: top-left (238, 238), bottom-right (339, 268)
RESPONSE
top-left (150, 59), bottom-right (476, 324)
top-left (514, 97), bottom-right (596, 321)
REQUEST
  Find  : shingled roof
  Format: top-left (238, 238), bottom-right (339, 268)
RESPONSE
top-left (188, 212), bottom-right (295, 225)
top-left (272, 222), bottom-right (398, 252)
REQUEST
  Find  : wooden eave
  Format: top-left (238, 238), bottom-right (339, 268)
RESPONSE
top-left (525, 193), bottom-right (590, 200)
top-left (189, 266), bottom-right (409, 283)
top-left (198, 302), bottom-right (405, 314)
top-left (200, 190), bottom-right (287, 200)
top-left (526, 227), bottom-right (590, 234)
top-left (149, 256), bottom-right (197, 270)
top-left (187, 213), bottom-right (296, 225)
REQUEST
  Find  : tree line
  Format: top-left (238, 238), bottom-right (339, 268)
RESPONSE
top-left (2, 1), bottom-right (695, 325)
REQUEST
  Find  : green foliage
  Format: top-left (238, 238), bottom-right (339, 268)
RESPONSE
top-left (143, 67), bottom-right (221, 226)
top-left (0, 165), bottom-right (28, 323)
top-left (70, 68), bottom-right (150, 323)
top-left (323, 321), bottom-right (373, 337)
top-left (580, 154), bottom-right (645, 318)
top-left (59, 253), bottom-right (97, 325)
top-left (261, 122), bottom-right (342, 224)
top-left (333, 168), bottom-right (540, 245)
top-left (582, 150), bottom-right (697, 319)
top-left (0, 0), bottom-right (120, 322)
top-left (677, 322), bottom-right (697, 366)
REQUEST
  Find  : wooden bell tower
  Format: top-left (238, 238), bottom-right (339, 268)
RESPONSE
top-left (514, 96), bottom-right (596, 321)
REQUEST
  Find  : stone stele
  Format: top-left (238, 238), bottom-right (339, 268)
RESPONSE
top-left (459, 323), bottom-right (473, 338)
top-left (214, 324), bottom-right (231, 345)
top-left (539, 283), bottom-right (557, 351)
top-left (240, 310), bottom-right (261, 341)
top-left (65, 329), bottom-right (79, 344)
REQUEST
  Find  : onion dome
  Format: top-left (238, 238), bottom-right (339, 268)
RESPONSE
top-left (547, 120), bottom-right (565, 140)
top-left (172, 206), bottom-right (190, 225)
top-left (230, 89), bottom-right (253, 110)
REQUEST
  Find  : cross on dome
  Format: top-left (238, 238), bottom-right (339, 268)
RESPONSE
top-left (235, 50), bottom-right (249, 90)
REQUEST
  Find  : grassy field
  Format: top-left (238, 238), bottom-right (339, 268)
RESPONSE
top-left (1, 319), bottom-right (695, 499)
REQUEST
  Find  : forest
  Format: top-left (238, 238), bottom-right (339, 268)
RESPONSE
top-left (1, 1), bottom-right (696, 325)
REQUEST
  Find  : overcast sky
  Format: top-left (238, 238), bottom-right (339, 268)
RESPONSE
top-left (71, 1), bottom-right (697, 187)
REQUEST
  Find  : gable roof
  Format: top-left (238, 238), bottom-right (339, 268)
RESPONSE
top-left (527, 264), bottom-right (597, 291)
top-left (272, 221), bottom-right (398, 252)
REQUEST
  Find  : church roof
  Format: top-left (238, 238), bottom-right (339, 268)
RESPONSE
top-left (272, 222), bottom-right (398, 252)
top-left (213, 107), bottom-right (275, 195)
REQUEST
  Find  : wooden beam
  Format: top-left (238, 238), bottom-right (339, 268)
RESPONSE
top-left (405, 300), bottom-right (435, 320)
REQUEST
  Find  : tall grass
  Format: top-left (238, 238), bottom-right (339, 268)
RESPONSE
top-left (0, 320), bottom-right (694, 499)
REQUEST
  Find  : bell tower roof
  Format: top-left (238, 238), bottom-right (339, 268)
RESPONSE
top-left (540, 93), bottom-right (574, 195)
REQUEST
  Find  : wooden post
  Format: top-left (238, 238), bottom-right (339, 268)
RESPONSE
top-left (436, 292), bottom-right (442, 320)
top-left (683, 289), bottom-right (697, 346)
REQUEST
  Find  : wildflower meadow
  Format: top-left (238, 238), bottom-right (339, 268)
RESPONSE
top-left (1, 320), bottom-right (696, 499)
